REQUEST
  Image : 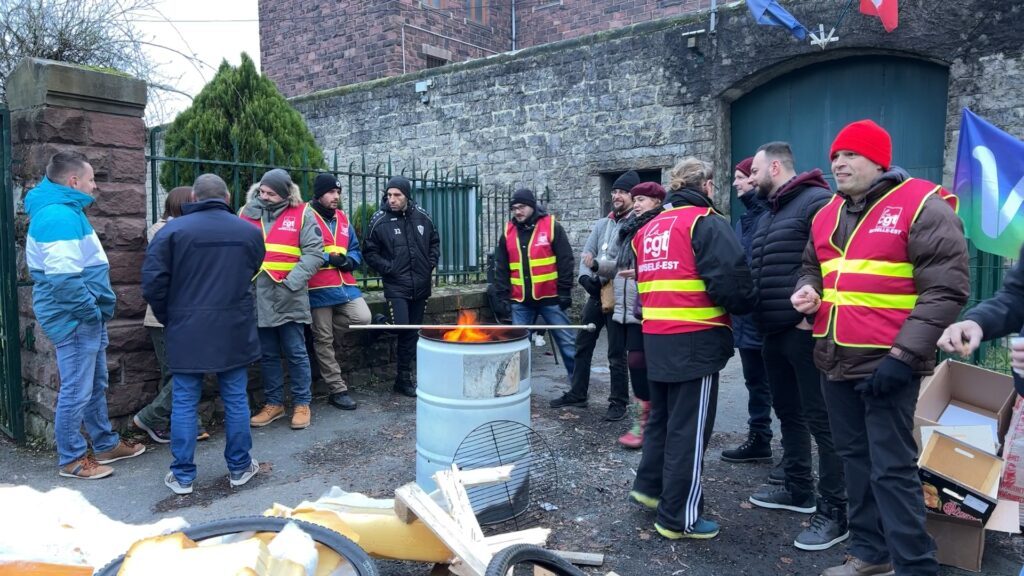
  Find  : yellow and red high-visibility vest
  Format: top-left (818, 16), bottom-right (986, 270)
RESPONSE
top-left (632, 205), bottom-right (730, 335)
top-left (505, 215), bottom-right (558, 302)
top-left (240, 205), bottom-right (306, 283)
top-left (308, 207), bottom-right (358, 289)
top-left (811, 178), bottom-right (958, 348)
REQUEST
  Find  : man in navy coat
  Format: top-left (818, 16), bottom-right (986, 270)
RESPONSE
top-left (142, 173), bottom-right (265, 494)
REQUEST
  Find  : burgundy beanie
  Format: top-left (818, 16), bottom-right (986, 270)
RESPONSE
top-left (629, 181), bottom-right (666, 201)
top-left (829, 119), bottom-right (892, 170)
top-left (734, 157), bottom-right (754, 177)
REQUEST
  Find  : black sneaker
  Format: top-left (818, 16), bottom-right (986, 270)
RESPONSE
top-left (768, 462), bottom-right (786, 485)
top-left (721, 433), bottom-right (772, 463)
top-left (372, 313), bottom-right (391, 325)
top-left (549, 394), bottom-right (587, 409)
top-left (605, 403), bottom-right (628, 421)
top-left (329, 392), bottom-right (357, 410)
top-left (748, 487), bottom-right (816, 514)
top-left (794, 503), bottom-right (850, 551)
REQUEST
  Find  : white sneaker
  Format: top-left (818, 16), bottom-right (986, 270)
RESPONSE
top-left (229, 458), bottom-right (259, 487)
top-left (164, 472), bottom-right (193, 495)
top-left (533, 335), bottom-right (546, 347)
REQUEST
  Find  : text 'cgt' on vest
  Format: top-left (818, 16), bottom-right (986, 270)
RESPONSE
top-left (506, 214), bottom-right (559, 302)
top-left (240, 205), bottom-right (307, 282)
top-left (308, 207), bottom-right (358, 289)
top-left (632, 205), bottom-right (730, 335)
top-left (811, 178), bottom-right (958, 348)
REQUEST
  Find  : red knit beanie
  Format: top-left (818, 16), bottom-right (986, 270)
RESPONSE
top-left (829, 119), bottom-right (892, 170)
top-left (629, 181), bottom-right (666, 201)
top-left (734, 157), bottom-right (754, 177)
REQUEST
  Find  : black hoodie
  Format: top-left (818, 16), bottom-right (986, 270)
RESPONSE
top-left (641, 188), bottom-right (756, 383)
top-left (749, 169), bottom-right (833, 335)
top-left (493, 204), bottom-right (575, 305)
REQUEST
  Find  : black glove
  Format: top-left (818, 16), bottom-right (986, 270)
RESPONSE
top-left (328, 253), bottom-right (355, 272)
top-left (558, 295), bottom-right (573, 311)
top-left (860, 356), bottom-right (914, 397)
top-left (578, 275), bottom-right (601, 298)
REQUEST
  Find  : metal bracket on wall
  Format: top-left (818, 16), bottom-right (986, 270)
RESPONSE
top-left (415, 79), bottom-right (434, 104)
top-left (22, 323), bottom-right (34, 352)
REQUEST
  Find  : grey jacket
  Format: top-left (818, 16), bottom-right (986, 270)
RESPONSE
top-left (583, 211), bottom-right (638, 324)
top-left (239, 182), bottom-right (324, 328)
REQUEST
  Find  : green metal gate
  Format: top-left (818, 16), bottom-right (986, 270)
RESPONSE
top-left (0, 106), bottom-right (24, 442)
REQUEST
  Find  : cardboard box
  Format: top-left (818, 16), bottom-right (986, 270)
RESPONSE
top-left (925, 500), bottom-right (1020, 572)
top-left (919, 432), bottom-right (1002, 522)
top-left (915, 360), bottom-right (1015, 453)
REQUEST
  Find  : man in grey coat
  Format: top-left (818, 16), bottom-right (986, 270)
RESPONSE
top-left (550, 170), bottom-right (639, 422)
top-left (240, 169), bottom-right (324, 430)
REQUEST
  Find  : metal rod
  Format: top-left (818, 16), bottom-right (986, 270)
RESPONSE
top-left (349, 323), bottom-right (598, 332)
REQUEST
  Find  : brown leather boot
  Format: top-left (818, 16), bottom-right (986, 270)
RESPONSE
top-left (291, 405), bottom-right (311, 430)
top-left (250, 404), bottom-right (285, 427)
top-left (821, 556), bottom-right (895, 576)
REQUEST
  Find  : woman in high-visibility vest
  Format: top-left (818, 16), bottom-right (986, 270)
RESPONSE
top-left (628, 158), bottom-right (756, 541)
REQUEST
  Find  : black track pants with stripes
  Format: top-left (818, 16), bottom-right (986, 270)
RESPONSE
top-left (632, 373), bottom-right (719, 533)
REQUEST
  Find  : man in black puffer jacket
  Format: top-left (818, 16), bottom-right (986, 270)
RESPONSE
top-left (746, 142), bottom-right (848, 553)
top-left (364, 175), bottom-right (441, 396)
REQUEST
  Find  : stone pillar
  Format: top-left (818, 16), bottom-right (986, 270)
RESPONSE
top-left (7, 58), bottom-right (156, 441)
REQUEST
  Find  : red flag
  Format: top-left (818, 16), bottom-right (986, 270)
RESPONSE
top-left (860, 0), bottom-right (898, 32)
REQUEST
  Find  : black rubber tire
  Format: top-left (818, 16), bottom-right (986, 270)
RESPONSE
top-left (484, 544), bottom-right (587, 576)
top-left (94, 515), bottom-right (379, 576)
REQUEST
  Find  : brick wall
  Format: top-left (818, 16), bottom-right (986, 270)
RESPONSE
top-left (515, 0), bottom-right (708, 49)
top-left (260, 0), bottom-right (513, 98)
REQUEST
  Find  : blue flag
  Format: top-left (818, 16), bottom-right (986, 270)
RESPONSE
top-left (747, 0), bottom-right (808, 40)
top-left (954, 108), bottom-right (1024, 258)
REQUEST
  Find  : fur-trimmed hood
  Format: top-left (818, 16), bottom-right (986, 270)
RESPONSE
top-left (239, 181), bottom-right (305, 220)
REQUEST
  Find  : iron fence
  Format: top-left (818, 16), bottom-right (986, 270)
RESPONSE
top-left (146, 129), bottom-right (512, 288)
top-left (0, 106), bottom-right (24, 442)
top-left (955, 246), bottom-right (1014, 374)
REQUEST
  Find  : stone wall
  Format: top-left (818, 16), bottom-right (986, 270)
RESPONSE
top-left (291, 0), bottom-right (1024, 252)
top-left (6, 59), bottom-right (155, 440)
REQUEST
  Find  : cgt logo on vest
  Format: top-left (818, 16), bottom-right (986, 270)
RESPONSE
top-left (868, 206), bottom-right (903, 236)
top-left (535, 232), bottom-right (550, 246)
top-left (279, 216), bottom-right (298, 232)
top-left (642, 218), bottom-right (675, 261)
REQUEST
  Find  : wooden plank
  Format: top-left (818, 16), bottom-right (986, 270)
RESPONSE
top-left (553, 550), bottom-right (604, 566)
top-left (434, 464), bottom-right (485, 543)
top-left (483, 527), bottom-right (551, 553)
top-left (457, 465), bottom-right (514, 487)
top-left (393, 495), bottom-right (416, 524)
top-left (394, 483), bottom-right (490, 576)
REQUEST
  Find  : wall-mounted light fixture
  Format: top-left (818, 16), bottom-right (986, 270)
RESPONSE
top-left (415, 79), bottom-right (434, 104)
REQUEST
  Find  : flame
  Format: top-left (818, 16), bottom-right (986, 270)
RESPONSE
top-left (443, 310), bottom-right (493, 342)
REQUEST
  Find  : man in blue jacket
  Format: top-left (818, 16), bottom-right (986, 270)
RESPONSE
top-left (25, 151), bottom-right (146, 479)
top-left (142, 173), bottom-right (265, 494)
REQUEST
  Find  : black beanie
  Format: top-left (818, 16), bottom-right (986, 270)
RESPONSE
top-left (385, 176), bottom-right (412, 199)
top-left (313, 173), bottom-right (342, 199)
top-left (612, 170), bottom-right (640, 192)
top-left (509, 188), bottom-right (537, 209)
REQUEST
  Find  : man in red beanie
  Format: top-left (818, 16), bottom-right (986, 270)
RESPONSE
top-left (793, 119), bottom-right (969, 576)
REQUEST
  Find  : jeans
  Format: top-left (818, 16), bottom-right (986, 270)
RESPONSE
top-left (258, 322), bottom-right (313, 406)
top-left (311, 298), bottom-right (372, 393)
top-left (566, 296), bottom-right (627, 405)
top-left (738, 347), bottom-right (772, 441)
top-left (169, 367), bottom-right (253, 485)
top-left (511, 302), bottom-right (575, 378)
top-left (823, 377), bottom-right (937, 574)
top-left (763, 327), bottom-right (846, 507)
top-left (54, 320), bottom-right (120, 467)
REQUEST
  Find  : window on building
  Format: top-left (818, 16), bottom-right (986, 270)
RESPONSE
top-left (467, 0), bottom-right (486, 24)
top-left (599, 169), bottom-right (663, 214)
top-left (422, 0), bottom-right (443, 8)
top-left (425, 55), bottom-right (448, 69)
